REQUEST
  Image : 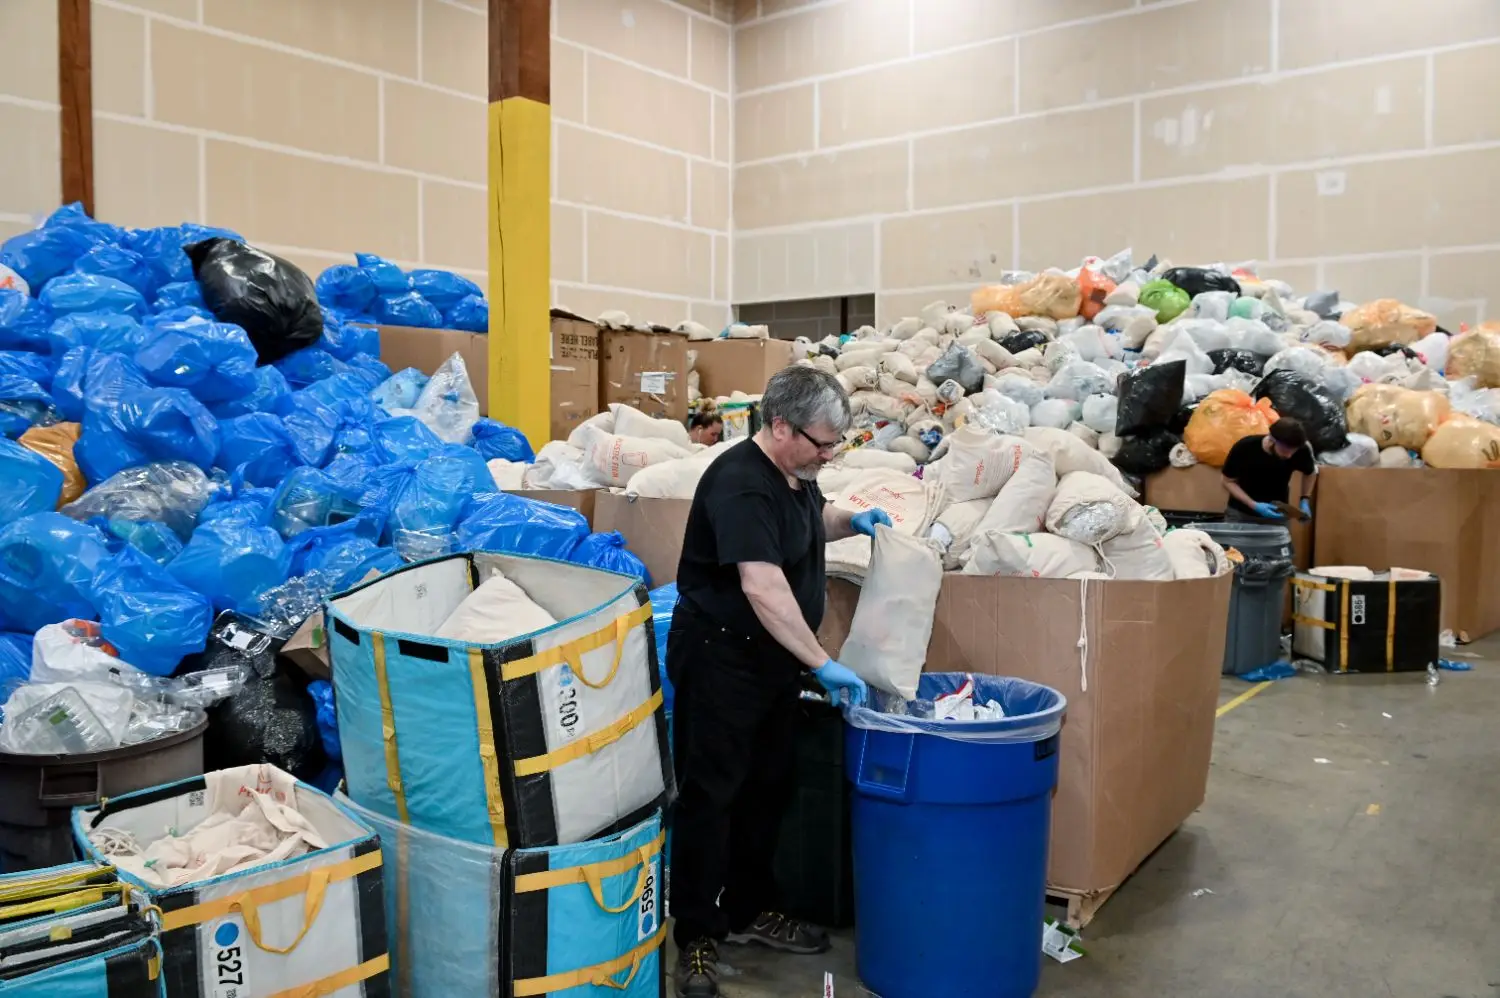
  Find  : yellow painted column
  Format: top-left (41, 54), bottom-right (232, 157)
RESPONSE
top-left (487, 0), bottom-right (550, 446)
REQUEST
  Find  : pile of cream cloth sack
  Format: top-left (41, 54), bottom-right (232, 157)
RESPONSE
top-left (821, 423), bottom-right (1229, 585)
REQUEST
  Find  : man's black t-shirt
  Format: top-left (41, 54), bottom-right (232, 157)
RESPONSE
top-left (1221, 434), bottom-right (1316, 514)
top-left (675, 440), bottom-right (826, 645)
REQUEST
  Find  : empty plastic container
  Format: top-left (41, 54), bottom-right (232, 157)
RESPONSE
top-left (1187, 521), bottom-right (1294, 675)
top-left (845, 674), bottom-right (1066, 998)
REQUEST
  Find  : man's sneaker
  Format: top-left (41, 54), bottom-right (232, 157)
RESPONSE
top-left (725, 912), bottom-right (831, 955)
top-left (675, 938), bottom-right (721, 998)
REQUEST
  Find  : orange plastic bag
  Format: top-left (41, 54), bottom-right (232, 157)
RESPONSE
top-left (18, 422), bottom-right (85, 506)
top-left (1183, 389), bottom-right (1278, 467)
top-left (971, 273), bottom-right (1081, 320)
top-left (1077, 269), bottom-right (1116, 321)
top-left (1345, 384), bottom-right (1450, 451)
top-left (1341, 298), bottom-right (1437, 354)
top-left (1446, 327), bottom-right (1500, 388)
top-left (1421, 414), bottom-right (1500, 469)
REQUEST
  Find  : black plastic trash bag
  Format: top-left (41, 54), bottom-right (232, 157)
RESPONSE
top-left (1251, 369), bottom-right (1349, 452)
top-left (1115, 360), bottom-right (1186, 436)
top-left (1111, 428), bottom-right (1180, 476)
top-left (1161, 267), bottom-right (1241, 298)
top-left (187, 238), bottom-right (323, 364)
top-left (204, 665), bottom-right (326, 781)
top-left (1207, 348), bottom-right (1265, 377)
top-left (925, 342), bottom-right (985, 395)
top-left (999, 329), bottom-right (1048, 355)
top-left (1169, 403), bottom-right (1196, 436)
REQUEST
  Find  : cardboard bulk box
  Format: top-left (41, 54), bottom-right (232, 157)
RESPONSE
top-left (600, 329), bottom-right (690, 422)
top-left (378, 324), bottom-right (489, 413)
top-left (819, 572), bottom-right (1232, 898)
top-left (693, 339), bottom-right (795, 399)
top-left (593, 492), bottom-right (692, 587)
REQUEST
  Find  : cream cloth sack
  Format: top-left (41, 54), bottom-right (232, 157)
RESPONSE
top-left (1044, 471), bottom-right (1136, 546)
top-left (839, 527), bottom-right (943, 700)
top-left (1024, 426), bottom-right (1137, 496)
top-left (1101, 511), bottom-right (1174, 580)
top-left (610, 403), bottom-right (693, 447)
top-left (434, 573), bottom-right (558, 643)
top-left (936, 427), bottom-right (1032, 502)
top-left (1162, 529), bottom-right (1229, 579)
top-left (971, 448), bottom-right (1056, 534)
top-left (961, 531), bottom-right (1099, 578)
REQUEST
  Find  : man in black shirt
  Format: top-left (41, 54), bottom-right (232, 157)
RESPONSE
top-left (669, 366), bottom-right (887, 998)
top-left (1221, 417), bottom-right (1318, 521)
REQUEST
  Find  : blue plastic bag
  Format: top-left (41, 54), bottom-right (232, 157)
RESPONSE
top-left (274, 347), bottom-right (342, 388)
top-left (338, 361), bottom-right (385, 394)
top-left (446, 294), bottom-right (488, 333)
top-left (92, 545), bottom-right (213, 675)
top-left (135, 315), bottom-right (258, 403)
top-left (318, 318), bottom-right (381, 361)
top-left (73, 243), bottom-right (156, 297)
top-left (346, 353), bottom-right (392, 386)
top-left (0, 289), bottom-right (53, 353)
top-left (167, 519), bottom-right (291, 614)
top-left (0, 437), bottom-right (63, 524)
top-left (207, 363), bottom-right (292, 419)
top-left (266, 466), bottom-right (365, 538)
top-left (39, 272), bottom-right (147, 319)
top-left (153, 280), bottom-right (205, 312)
top-left (284, 517), bottom-right (399, 590)
top-left (0, 631), bottom-right (30, 701)
top-left (374, 291), bottom-right (442, 328)
top-left (409, 269), bottom-right (483, 311)
top-left (371, 367), bottom-right (429, 411)
top-left (366, 454), bottom-right (483, 560)
top-left (0, 513), bottom-right (111, 632)
top-left (217, 413), bottom-right (302, 487)
top-left (454, 492), bottom-right (589, 561)
top-left (569, 531), bottom-right (651, 586)
top-left (434, 443), bottom-right (492, 492)
top-left (126, 226), bottom-right (194, 288)
top-left (104, 517), bottom-right (186, 565)
top-left (315, 265), bottom-right (378, 313)
top-left (46, 311), bottom-right (141, 355)
top-left (0, 374), bottom-right (57, 437)
top-left (649, 582), bottom-right (677, 712)
top-left (308, 680), bottom-right (342, 761)
top-left (283, 393), bottom-right (340, 467)
top-left (0, 350), bottom-right (56, 389)
top-left (371, 415), bottom-right (441, 464)
top-left (301, 371), bottom-right (374, 409)
top-left (199, 488), bottom-right (273, 528)
top-left (49, 346), bottom-right (90, 421)
top-left (469, 417), bottom-right (535, 462)
top-left (355, 253), bottom-right (409, 295)
top-left (75, 364), bottom-right (221, 484)
top-left (0, 205), bottom-right (115, 287)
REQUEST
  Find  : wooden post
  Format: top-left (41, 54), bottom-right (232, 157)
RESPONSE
top-left (58, 0), bottom-right (94, 217)
top-left (488, 0), bottom-right (551, 446)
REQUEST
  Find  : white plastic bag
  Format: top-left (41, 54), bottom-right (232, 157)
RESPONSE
top-left (1045, 361), bottom-right (1114, 401)
top-left (840, 527), bottom-right (943, 700)
top-left (1263, 346), bottom-right (1328, 379)
top-left (1044, 471), bottom-right (1136, 546)
top-left (991, 372), bottom-right (1045, 408)
top-left (487, 458), bottom-right (529, 490)
top-left (1031, 399), bottom-right (1080, 429)
top-left (1317, 433), bottom-right (1379, 468)
top-left (1080, 394), bottom-right (1118, 434)
top-left (31, 622), bottom-right (142, 685)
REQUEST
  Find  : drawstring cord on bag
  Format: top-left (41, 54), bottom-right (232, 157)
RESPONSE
top-left (1077, 576), bottom-right (1090, 693)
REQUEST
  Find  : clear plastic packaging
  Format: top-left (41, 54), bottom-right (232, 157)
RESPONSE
top-left (847, 674), bottom-right (1065, 744)
top-left (0, 682), bottom-right (135, 754)
top-left (386, 352), bottom-right (481, 444)
top-left (62, 460), bottom-right (220, 539)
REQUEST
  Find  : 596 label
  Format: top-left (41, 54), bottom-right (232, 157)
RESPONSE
top-left (637, 859), bottom-right (660, 941)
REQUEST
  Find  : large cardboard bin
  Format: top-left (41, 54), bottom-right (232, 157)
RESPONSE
top-left (1313, 468), bottom-right (1500, 641)
top-left (1144, 465), bottom-right (1313, 567)
top-left (693, 339), bottom-right (794, 398)
top-left (819, 572), bottom-right (1232, 899)
top-left (600, 329), bottom-right (689, 422)
top-left (505, 487), bottom-right (599, 527)
top-left (594, 492), bottom-right (692, 587)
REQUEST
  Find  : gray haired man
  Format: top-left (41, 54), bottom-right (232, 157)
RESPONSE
top-left (667, 366), bottom-right (887, 998)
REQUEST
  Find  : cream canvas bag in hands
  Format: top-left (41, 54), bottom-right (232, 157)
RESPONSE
top-left (839, 526), bottom-right (944, 700)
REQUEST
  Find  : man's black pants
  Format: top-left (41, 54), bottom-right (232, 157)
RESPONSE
top-left (666, 608), bottom-right (801, 948)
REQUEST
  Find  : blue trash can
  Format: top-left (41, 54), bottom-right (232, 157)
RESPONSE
top-left (845, 674), bottom-right (1066, 998)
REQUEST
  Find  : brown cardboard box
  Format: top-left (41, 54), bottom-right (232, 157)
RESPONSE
top-left (600, 329), bottom-right (690, 422)
top-left (1313, 468), bottom-right (1500, 641)
top-left (551, 310), bottom-right (600, 443)
top-left (819, 572), bottom-right (1232, 896)
top-left (692, 339), bottom-right (795, 399)
top-left (507, 488), bottom-right (599, 527)
top-left (377, 325), bottom-right (489, 414)
top-left (593, 491), bottom-right (692, 586)
top-left (282, 612), bottom-right (330, 680)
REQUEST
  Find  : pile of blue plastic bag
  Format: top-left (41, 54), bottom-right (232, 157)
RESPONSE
top-left (0, 204), bottom-right (645, 687)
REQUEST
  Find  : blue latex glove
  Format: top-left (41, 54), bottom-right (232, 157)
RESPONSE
top-left (1299, 497), bottom-right (1312, 517)
top-left (1253, 501), bottom-right (1284, 520)
top-left (850, 509), bottom-right (893, 537)
top-left (814, 659), bottom-right (868, 707)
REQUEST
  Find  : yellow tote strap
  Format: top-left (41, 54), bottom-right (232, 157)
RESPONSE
top-left (1293, 578), bottom-right (1336, 592)
top-left (512, 689), bottom-right (663, 778)
top-left (1291, 614), bottom-right (1333, 630)
top-left (0, 866), bottom-right (116, 903)
top-left (268, 954), bottom-right (389, 998)
top-left (159, 851), bottom-right (381, 941)
top-left (1338, 580), bottom-right (1351, 673)
top-left (0, 885), bottom-right (119, 922)
top-left (371, 632), bottom-right (409, 822)
top-left (467, 648), bottom-right (509, 847)
top-left (514, 833), bottom-right (665, 914)
top-left (511, 925), bottom-right (666, 997)
top-left (501, 604), bottom-right (652, 685)
top-left (1386, 578), bottom-right (1397, 672)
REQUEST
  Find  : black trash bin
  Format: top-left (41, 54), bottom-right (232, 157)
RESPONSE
top-left (774, 695), bottom-right (855, 929)
top-left (1187, 521), bottom-right (1294, 675)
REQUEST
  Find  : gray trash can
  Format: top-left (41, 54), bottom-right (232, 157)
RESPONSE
top-left (1187, 522), bottom-right (1294, 676)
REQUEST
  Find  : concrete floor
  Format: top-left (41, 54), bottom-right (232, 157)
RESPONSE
top-left (687, 635), bottom-right (1500, 998)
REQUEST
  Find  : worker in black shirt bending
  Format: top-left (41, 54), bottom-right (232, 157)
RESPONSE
top-left (1221, 417), bottom-right (1318, 522)
top-left (669, 366), bottom-right (887, 998)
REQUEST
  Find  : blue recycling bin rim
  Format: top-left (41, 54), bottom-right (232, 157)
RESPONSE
top-left (845, 673), bottom-right (1066, 743)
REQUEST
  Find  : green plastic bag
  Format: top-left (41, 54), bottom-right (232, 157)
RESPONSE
top-left (1140, 279), bottom-right (1190, 322)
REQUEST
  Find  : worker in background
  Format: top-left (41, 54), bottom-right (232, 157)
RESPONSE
top-left (668, 367), bottom-right (886, 998)
top-left (688, 408), bottom-right (724, 446)
top-left (1221, 417), bottom-right (1317, 522)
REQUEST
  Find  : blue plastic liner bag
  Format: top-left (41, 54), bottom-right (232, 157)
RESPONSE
top-left (72, 243), bottom-right (156, 297)
top-left (92, 545), bottom-right (213, 675)
top-left (206, 363), bottom-right (292, 419)
top-left (309, 680), bottom-right (341, 760)
top-left (316, 264), bottom-right (379, 313)
top-left (347, 352), bottom-right (391, 383)
top-left (372, 414), bottom-right (442, 464)
top-left (49, 346), bottom-right (91, 420)
top-left (216, 412), bottom-right (302, 488)
top-left (126, 224), bottom-right (194, 288)
top-left (104, 517), bottom-right (186, 566)
top-left (39, 271), bottom-right (148, 319)
top-left (318, 317), bottom-right (381, 361)
top-left (337, 792), bottom-right (664, 998)
top-left (0, 630), bottom-right (30, 701)
top-left (0, 349), bottom-right (58, 388)
top-left (46, 311), bottom-right (140, 355)
top-left (374, 453), bottom-right (483, 561)
top-left (455, 492), bottom-right (590, 561)
top-left (0, 513), bottom-right (111, 632)
top-left (571, 531), bottom-right (651, 586)
top-left (0, 436), bottom-right (64, 524)
top-left (76, 381), bottom-right (221, 484)
top-left (446, 293), bottom-right (488, 333)
top-left (409, 269), bottom-right (483, 311)
top-left (372, 367), bottom-right (429, 411)
top-left (0, 203), bottom-right (117, 287)
top-left (274, 346), bottom-right (342, 388)
top-left (285, 518), bottom-right (399, 590)
top-left (469, 417), bottom-right (536, 462)
top-left (151, 280), bottom-right (204, 312)
top-left (267, 466), bottom-right (365, 538)
top-left (374, 291), bottom-right (442, 328)
top-left (283, 392), bottom-right (341, 466)
top-left (301, 371), bottom-right (374, 410)
top-left (327, 550), bottom-right (671, 847)
top-left (167, 518), bottom-right (291, 614)
top-left (354, 252), bottom-right (410, 294)
top-left (134, 315), bottom-right (258, 403)
top-left (0, 288), bottom-right (53, 352)
top-left (0, 373), bottom-right (57, 437)
top-left (649, 582), bottom-right (677, 713)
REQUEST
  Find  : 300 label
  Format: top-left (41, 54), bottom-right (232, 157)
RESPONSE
top-left (556, 666), bottom-right (583, 741)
